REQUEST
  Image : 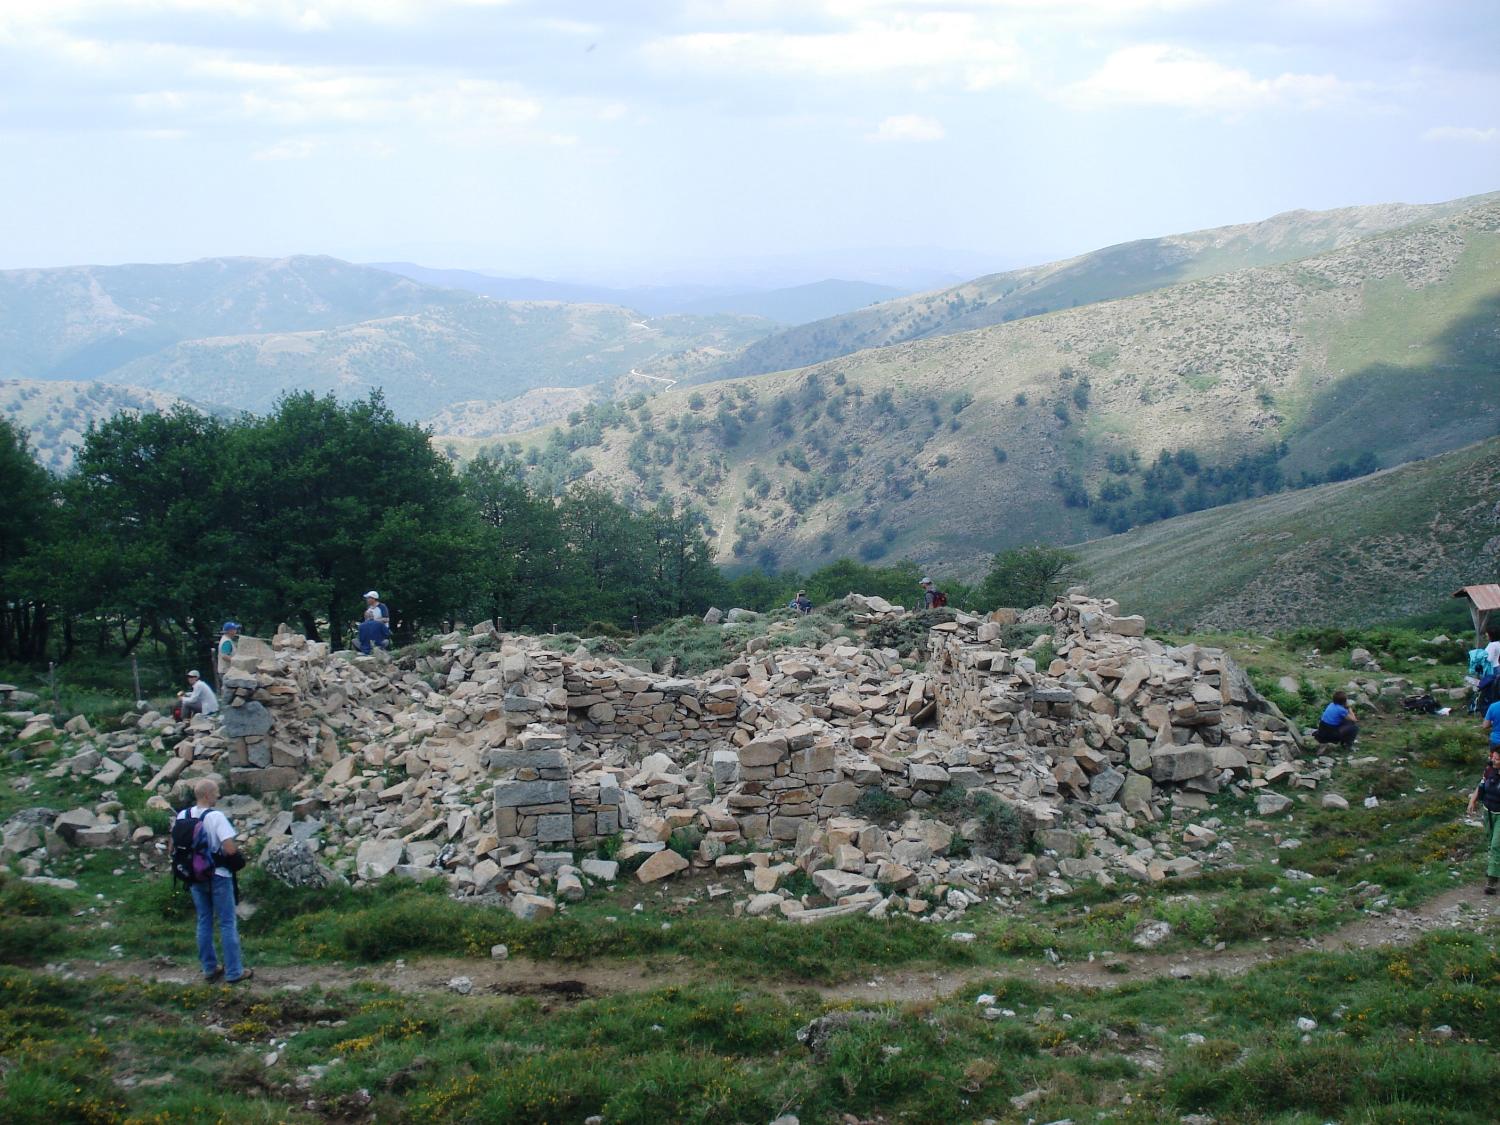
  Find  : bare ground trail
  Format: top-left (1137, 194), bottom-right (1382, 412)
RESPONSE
top-left (60, 887), bottom-right (1497, 1007)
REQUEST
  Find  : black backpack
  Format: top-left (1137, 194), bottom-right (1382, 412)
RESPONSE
top-left (1401, 693), bottom-right (1440, 715)
top-left (171, 808), bottom-right (217, 886)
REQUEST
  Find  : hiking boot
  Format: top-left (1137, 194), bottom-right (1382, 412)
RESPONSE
top-left (227, 968), bottom-right (255, 984)
top-left (203, 966), bottom-right (224, 982)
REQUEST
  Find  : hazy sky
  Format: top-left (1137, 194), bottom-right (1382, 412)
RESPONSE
top-left (2, 0), bottom-right (1497, 285)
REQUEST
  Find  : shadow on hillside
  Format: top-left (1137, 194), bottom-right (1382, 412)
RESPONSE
top-left (1288, 290), bottom-right (1500, 474)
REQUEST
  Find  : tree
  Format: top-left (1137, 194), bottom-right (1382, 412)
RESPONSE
top-left (231, 392), bottom-right (473, 649)
top-left (462, 455), bottom-right (564, 631)
top-left (67, 407), bottom-right (235, 669)
top-left (0, 418), bottom-right (58, 661)
top-left (979, 545), bottom-right (1082, 610)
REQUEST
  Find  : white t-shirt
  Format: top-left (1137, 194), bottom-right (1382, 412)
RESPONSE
top-left (182, 680), bottom-right (218, 715)
top-left (178, 806), bottom-right (237, 879)
top-left (1486, 639), bottom-right (1500, 671)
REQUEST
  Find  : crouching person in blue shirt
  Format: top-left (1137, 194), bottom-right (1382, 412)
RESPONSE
top-left (1315, 690), bottom-right (1359, 747)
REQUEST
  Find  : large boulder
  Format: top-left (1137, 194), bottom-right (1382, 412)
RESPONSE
top-left (355, 838), bottom-right (405, 881)
top-left (261, 839), bottom-right (344, 889)
top-left (1149, 747), bottom-right (1213, 783)
top-left (220, 701), bottom-right (273, 739)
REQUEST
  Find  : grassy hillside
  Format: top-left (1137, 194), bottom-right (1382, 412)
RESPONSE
top-left (0, 256), bottom-right (774, 419)
top-left (0, 379), bottom-right (202, 472)
top-left (499, 197), bottom-right (1500, 576)
top-left (1076, 435), bottom-right (1500, 632)
top-left (710, 191), bottom-right (1499, 383)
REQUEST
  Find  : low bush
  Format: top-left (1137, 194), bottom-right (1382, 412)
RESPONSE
top-left (0, 874), bottom-right (72, 964)
top-left (967, 791), bottom-right (1027, 862)
top-left (853, 788), bottom-right (906, 823)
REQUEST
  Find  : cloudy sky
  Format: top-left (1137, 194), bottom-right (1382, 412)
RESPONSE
top-left (2, 0), bottom-right (1497, 284)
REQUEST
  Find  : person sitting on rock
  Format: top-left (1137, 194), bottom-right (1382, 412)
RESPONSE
top-left (790, 591), bottom-right (813, 614)
top-left (363, 590), bottom-right (389, 623)
top-left (176, 670), bottom-right (218, 720)
top-left (357, 614), bottom-right (391, 655)
top-left (1315, 690), bottom-right (1359, 746)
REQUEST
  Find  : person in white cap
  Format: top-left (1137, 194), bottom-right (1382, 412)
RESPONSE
top-left (176, 670), bottom-right (218, 719)
top-left (363, 591), bottom-right (388, 622)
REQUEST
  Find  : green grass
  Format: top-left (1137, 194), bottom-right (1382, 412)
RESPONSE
top-left (3, 929), bottom-right (1497, 1123)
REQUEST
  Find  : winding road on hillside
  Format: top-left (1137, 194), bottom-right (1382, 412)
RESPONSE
top-left (60, 886), bottom-right (1496, 1004)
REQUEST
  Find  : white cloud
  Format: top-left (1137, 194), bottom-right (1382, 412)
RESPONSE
top-left (252, 137), bottom-right (320, 160)
top-left (1064, 43), bottom-right (1351, 113)
top-left (647, 12), bottom-right (1024, 92)
top-left (1422, 124), bottom-right (1498, 144)
top-left (869, 113), bottom-right (944, 141)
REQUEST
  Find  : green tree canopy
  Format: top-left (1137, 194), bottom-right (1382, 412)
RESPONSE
top-left (979, 545), bottom-right (1082, 610)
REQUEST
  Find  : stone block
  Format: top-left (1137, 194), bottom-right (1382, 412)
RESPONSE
top-left (636, 849), bottom-right (689, 883)
top-left (1149, 747), bottom-right (1213, 782)
top-left (494, 780), bottom-right (570, 809)
top-left (220, 701), bottom-right (273, 739)
top-left (510, 893), bottom-right (556, 921)
top-left (356, 838), bottom-right (405, 880)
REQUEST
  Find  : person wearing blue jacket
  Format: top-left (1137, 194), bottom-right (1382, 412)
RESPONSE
top-left (1315, 691), bottom-right (1359, 746)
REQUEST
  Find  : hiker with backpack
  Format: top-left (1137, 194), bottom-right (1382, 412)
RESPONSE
top-left (173, 778), bottom-right (252, 983)
top-left (1465, 744), bottom-right (1500, 897)
top-left (920, 576), bottom-right (948, 610)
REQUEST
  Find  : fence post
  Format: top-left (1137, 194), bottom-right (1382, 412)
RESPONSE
top-left (48, 661), bottom-right (59, 718)
top-left (131, 654), bottom-right (143, 709)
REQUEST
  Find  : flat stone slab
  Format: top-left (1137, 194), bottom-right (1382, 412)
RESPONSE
top-left (493, 780), bottom-right (570, 808)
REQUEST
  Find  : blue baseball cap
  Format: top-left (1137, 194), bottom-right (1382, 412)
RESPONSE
top-left (222, 621), bottom-right (240, 631)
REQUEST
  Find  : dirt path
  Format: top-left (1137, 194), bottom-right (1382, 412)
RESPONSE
top-left (63, 887), bottom-right (1496, 1006)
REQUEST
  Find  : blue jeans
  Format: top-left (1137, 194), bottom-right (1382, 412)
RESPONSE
top-left (190, 877), bottom-right (244, 980)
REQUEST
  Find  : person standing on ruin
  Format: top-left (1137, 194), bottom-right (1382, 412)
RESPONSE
top-left (217, 622), bottom-right (240, 676)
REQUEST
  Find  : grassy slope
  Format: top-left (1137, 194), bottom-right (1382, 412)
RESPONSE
top-left (711, 191), bottom-right (1500, 383)
top-left (507, 198), bottom-right (1500, 581)
top-left (1076, 436), bottom-right (1500, 630)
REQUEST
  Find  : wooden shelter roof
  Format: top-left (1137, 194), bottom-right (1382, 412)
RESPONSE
top-left (1453, 584), bottom-right (1500, 612)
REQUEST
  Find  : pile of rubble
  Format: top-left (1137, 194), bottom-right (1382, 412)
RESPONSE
top-left (4, 590), bottom-right (1329, 925)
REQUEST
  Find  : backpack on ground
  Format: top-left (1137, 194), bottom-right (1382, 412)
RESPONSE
top-left (170, 808), bottom-right (217, 887)
top-left (1401, 693), bottom-right (1440, 714)
top-left (930, 590), bottom-right (949, 609)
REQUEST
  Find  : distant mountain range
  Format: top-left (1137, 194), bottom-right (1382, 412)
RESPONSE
top-left (368, 262), bottom-right (905, 324)
top-left (493, 191), bottom-right (1500, 575)
top-left (706, 192), bottom-right (1500, 383)
top-left (0, 256), bottom-right (775, 417)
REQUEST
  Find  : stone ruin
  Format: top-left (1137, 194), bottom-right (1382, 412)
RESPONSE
top-left (5, 591), bottom-right (1333, 924)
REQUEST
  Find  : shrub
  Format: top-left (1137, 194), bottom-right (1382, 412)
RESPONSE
top-left (967, 791), bottom-right (1027, 862)
top-left (0, 874), bottom-right (71, 963)
top-left (853, 788), bottom-right (907, 823)
top-left (667, 826), bottom-right (703, 860)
